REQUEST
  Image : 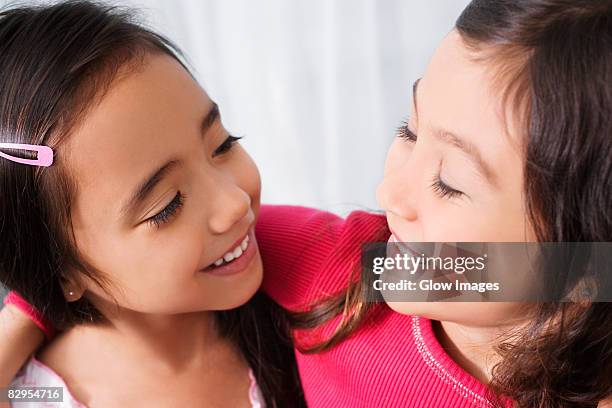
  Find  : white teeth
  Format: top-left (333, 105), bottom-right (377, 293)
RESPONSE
top-left (233, 246), bottom-right (243, 258)
top-left (211, 234), bottom-right (250, 268)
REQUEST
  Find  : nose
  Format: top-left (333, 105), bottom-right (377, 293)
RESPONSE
top-left (207, 179), bottom-right (252, 235)
top-left (376, 167), bottom-right (419, 222)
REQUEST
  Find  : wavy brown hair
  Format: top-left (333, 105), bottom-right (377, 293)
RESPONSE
top-left (288, 1), bottom-right (612, 407)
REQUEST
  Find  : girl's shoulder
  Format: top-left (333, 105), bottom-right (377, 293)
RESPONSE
top-left (10, 357), bottom-right (85, 408)
top-left (11, 358), bottom-right (265, 408)
top-left (256, 205), bottom-right (389, 311)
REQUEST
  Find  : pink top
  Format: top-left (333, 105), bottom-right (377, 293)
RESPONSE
top-left (10, 357), bottom-right (264, 407)
top-left (3, 291), bottom-right (55, 340)
top-left (255, 205), bottom-right (513, 407)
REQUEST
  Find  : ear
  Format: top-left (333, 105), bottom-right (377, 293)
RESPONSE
top-left (60, 277), bottom-right (85, 302)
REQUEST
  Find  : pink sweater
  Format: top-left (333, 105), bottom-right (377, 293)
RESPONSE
top-left (6, 204), bottom-right (512, 407)
top-left (256, 205), bottom-right (511, 408)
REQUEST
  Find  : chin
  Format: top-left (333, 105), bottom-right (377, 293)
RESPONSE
top-left (210, 256), bottom-right (264, 311)
top-left (386, 300), bottom-right (416, 315)
top-left (385, 301), bottom-right (441, 319)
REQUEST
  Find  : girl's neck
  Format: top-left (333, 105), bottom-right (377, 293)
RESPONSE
top-left (40, 309), bottom-right (229, 376)
top-left (37, 310), bottom-right (253, 407)
top-left (432, 319), bottom-right (517, 384)
top-left (94, 309), bottom-right (221, 372)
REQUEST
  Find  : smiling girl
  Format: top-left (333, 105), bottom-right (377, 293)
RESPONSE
top-left (0, 1), bottom-right (303, 407)
top-left (2, 0), bottom-right (612, 407)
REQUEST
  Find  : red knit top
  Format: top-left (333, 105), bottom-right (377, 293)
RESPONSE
top-left (5, 204), bottom-right (511, 407)
top-left (255, 205), bottom-right (511, 408)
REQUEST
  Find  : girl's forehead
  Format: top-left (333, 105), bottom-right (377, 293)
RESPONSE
top-left (422, 32), bottom-right (512, 130)
top-left (66, 54), bottom-right (211, 220)
top-left (417, 32), bottom-right (525, 175)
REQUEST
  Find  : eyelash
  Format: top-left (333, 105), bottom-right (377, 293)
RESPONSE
top-left (397, 118), bottom-right (464, 200)
top-left (430, 176), bottom-right (464, 200)
top-left (145, 135), bottom-right (241, 229)
top-left (147, 191), bottom-right (185, 228)
top-left (397, 119), bottom-right (417, 142)
top-left (213, 135), bottom-right (242, 157)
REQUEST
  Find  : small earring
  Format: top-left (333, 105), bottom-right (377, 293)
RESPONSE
top-left (68, 291), bottom-right (74, 296)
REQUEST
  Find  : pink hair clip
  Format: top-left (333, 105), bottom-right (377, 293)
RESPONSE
top-left (0, 142), bottom-right (53, 167)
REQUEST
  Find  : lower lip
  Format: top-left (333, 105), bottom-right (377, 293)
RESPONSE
top-left (199, 231), bottom-right (257, 277)
top-left (388, 233), bottom-right (422, 257)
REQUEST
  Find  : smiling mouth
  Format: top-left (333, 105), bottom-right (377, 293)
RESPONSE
top-left (199, 230), bottom-right (258, 277)
top-left (209, 234), bottom-right (250, 269)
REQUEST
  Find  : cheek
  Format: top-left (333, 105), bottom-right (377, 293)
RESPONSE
top-left (72, 198), bottom-right (198, 310)
top-left (421, 207), bottom-right (510, 241)
top-left (418, 198), bottom-right (469, 241)
top-left (80, 226), bottom-right (204, 311)
top-left (421, 206), bottom-right (530, 242)
top-left (419, 185), bottom-right (532, 242)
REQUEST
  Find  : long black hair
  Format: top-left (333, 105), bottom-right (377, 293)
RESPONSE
top-left (0, 1), bottom-right (304, 406)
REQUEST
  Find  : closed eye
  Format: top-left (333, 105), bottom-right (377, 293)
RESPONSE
top-left (146, 191), bottom-right (185, 228)
top-left (430, 176), bottom-right (464, 200)
top-left (213, 135), bottom-right (242, 157)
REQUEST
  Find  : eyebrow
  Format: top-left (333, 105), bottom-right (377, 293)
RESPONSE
top-left (412, 79), bottom-right (497, 187)
top-left (120, 103), bottom-right (220, 218)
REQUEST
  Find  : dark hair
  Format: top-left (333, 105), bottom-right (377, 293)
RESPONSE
top-left (0, 1), bottom-right (303, 406)
top-left (289, 1), bottom-right (612, 407)
top-left (456, 1), bottom-right (612, 407)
